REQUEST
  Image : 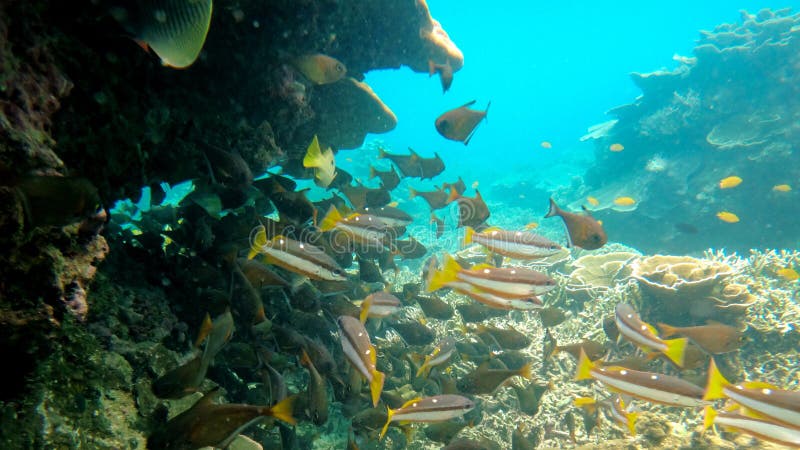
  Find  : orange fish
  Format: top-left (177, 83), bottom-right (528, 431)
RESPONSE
top-left (435, 100), bottom-right (490, 145)
top-left (292, 54), bottom-right (346, 85)
top-left (718, 176), bottom-right (742, 189)
top-left (613, 197), bottom-right (636, 206)
top-left (716, 211), bottom-right (739, 223)
top-left (545, 198), bottom-right (607, 250)
top-left (540, 141), bottom-right (552, 149)
top-left (609, 143), bottom-right (624, 152)
top-left (428, 59), bottom-right (454, 93)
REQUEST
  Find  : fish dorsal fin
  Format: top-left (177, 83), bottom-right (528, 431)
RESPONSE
top-left (408, 147), bottom-right (419, 159)
top-left (459, 100), bottom-right (477, 109)
top-left (400, 397), bottom-right (424, 409)
top-left (475, 190), bottom-right (484, 202)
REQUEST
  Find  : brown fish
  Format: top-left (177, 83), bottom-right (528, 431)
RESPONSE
top-left (474, 324), bottom-right (531, 350)
top-left (441, 176), bottom-right (467, 195)
top-left (147, 388), bottom-right (296, 449)
top-left (657, 322), bottom-right (745, 354)
top-left (428, 59), bottom-right (454, 93)
top-left (544, 198), bottom-right (607, 250)
top-left (449, 189), bottom-right (490, 228)
top-left (369, 165), bottom-right (401, 190)
top-left (339, 183), bottom-right (391, 210)
top-left (510, 382), bottom-right (550, 417)
top-left (410, 187), bottom-right (451, 210)
top-left (435, 100), bottom-right (490, 145)
top-left (15, 176), bottom-right (102, 228)
top-left (299, 350), bottom-right (328, 425)
top-left (394, 235), bottom-right (428, 260)
top-left (551, 339), bottom-right (608, 361)
top-left (414, 294), bottom-right (455, 320)
top-left (292, 53), bottom-right (346, 85)
top-left (457, 360), bottom-right (532, 394)
top-left (430, 213), bottom-right (445, 238)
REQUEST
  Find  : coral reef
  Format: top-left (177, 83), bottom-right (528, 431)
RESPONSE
top-left (574, 8), bottom-right (800, 253)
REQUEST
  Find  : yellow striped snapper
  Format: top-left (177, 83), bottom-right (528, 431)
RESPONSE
top-left (447, 281), bottom-right (543, 311)
top-left (704, 358), bottom-right (800, 429)
top-left (320, 206), bottom-right (390, 248)
top-left (359, 206), bottom-right (413, 228)
top-left (249, 229), bottom-right (346, 281)
top-left (359, 291), bottom-right (402, 323)
top-left (463, 226), bottom-right (562, 260)
top-left (575, 349), bottom-right (706, 407)
top-left (703, 406), bottom-right (800, 448)
top-left (337, 316), bottom-right (385, 407)
top-left (426, 253), bottom-right (556, 299)
top-left (615, 303), bottom-right (687, 367)
top-left (416, 337), bottom-right (456, 377)
top-left (574, 395), bottom-right (638, 436)
top-left (379, 395), bottom-right (475, 439)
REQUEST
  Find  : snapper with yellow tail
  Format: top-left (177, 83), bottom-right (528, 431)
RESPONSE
top-left (380, 395), bottom-right (475, 439)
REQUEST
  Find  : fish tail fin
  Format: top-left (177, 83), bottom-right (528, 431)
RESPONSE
top-left (463, 226), bottom-right (475, 245)
top-left (377, 147), bottom-right (387, 159)
top-left (409, 187), bottom-right (418, 199)
top-left (574, 348), bottom-right (595, 381)
top-left (193, 312), bottom-right (213, 348)
top-left (703, 405), bottom-right (717, 431)
top-left (370, 370), bottom-right (385, 408)
top-left (662, 337), bottom-right (687, 368)
top-left (247, 226), bottom-right (268, 259)
top-left (446, 187), bottom-right (460, 204)
top-left (483, 101), bottom-right (491, 120)
top-left (302, 135), bottom-right (323, 169)
top-left (627, 411), bottom-right (638, 436)
top-left (359, 296), bottom-right (373, 324)
top-left (518, 362), bottom-right (533, 380)
top-left (268, 395), bottom-right (297, 425)
top-left (425, 253), bottom-right (459, 292)
top-left (573, 397), bottom-right (597, 414)
top-left (544, 198), bottom-right (560, 218)
top-left (299, 349), bottom-right (312, 367)
top-left (656, 322), bottom-right (678, 337)
top-left (415, 361), bottom-right (430, 378)
top-left (369, 166), bottom-right (377, 180)
top-left (703, 358), bottom-right (729, 400)
top-left (380, 406), bottom-right (395, 440)
top-left (319, 206), bottom-right (343, 232)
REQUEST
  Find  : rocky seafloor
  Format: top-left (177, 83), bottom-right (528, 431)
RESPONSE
top-left (0, 2), bottom-right (799, 449)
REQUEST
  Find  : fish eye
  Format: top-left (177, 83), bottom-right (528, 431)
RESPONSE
top-left (336, 63), bottom-right (345, 72)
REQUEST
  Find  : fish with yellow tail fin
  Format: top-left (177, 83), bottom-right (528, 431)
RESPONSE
top-left (426, 253), bottom-right (556, 299)
top-left (249, 229), bottom-right (346, 281)
top-left (574, 396), bottom-right (638, 436)
top-left (615, 303), bottom-right (687, 367)
top-left (656, 322), bottom-right (744, 354)
top-left (147, 388), bottom-right (296, 449)
top-left (703, 358), bottom-right (800, 428)
top-left (303, 135), bottom-right (337, 188)
top-left (319, 206), bottom-right (390, 248)
top-left (463, 226), bottom-right (562, 260)
top-left (703, 405), bottom-right (800, 447)
top-left (545, 198), bottom-right (607, 250)
top-left (435, 100), bottom-right (490, 145)
top-left (416, 337), bottom-right (456, 378)
top-left (292, 54), bottom-right (347, 84)
top-left (117, 0), bottom-right (213, 69)
top-left (575, 349), bottom-right (706, 407)
top-left (379, 395), bottom-right (475, 440)
top-left (337, 316), bottom-right (385, 408)
top-left (359, 291), bottom-right (401, 323)
top-left (457, 360), bottom-right (533, 394)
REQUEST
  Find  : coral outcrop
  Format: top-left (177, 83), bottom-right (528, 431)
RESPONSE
top-left (574, 8), bottom-right (800, 253)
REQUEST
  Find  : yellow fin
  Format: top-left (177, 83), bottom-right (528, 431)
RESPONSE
top-left (359, 296), bottom-right (373, 324)
top-left (662, 337), bottom-right (687, 368)
top-left (517, 362), bottom-right (533, 380)
top-left (248, 226), bottom-right (268, 260)
top-left (319, 206), bottom-right (343, 232)
top-left (268, 395), bottom-right (297, 426)
top-left (703, 358), bottom-right (730, 400)
top-left (425, 253), bottom-right (460, 292)
top-left (627, 411), bottom-right (638, 436)
top-left (574, 348), bottom-right (595, 381)
top-left (303, 135), bottom-right (323, 168)
top-left (463, 226), bottom-right (475, 245)
top-left (380, 405), bottom-right (395, 440)
top-left (703, 405), bottom-right (717, 430)
top-left (369, 370), bottom-right (385, 409)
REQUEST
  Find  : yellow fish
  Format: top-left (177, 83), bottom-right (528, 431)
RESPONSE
top-left (586, 196), bottom-right (600, 207)
top-left (540, 141), bottom-right (552, 149)
top-left (718, 176), bottom-right (742, 189)
top-left (292, 54), bottom-right (346, 85)
top-left (613, 197), bottom-right (636, 206)
top-left (523, 222), bottom-right (539, 230)
top-left (716, 211), bottom-right (739, 223)
top-left (609, 143), bottom-right (624, 152)
top-left (776, 268), bottom-right (799, 281)
top-left (772, 184), bottom-right (791, 192)
top-left (303, 135), bottom-right (336, 188)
